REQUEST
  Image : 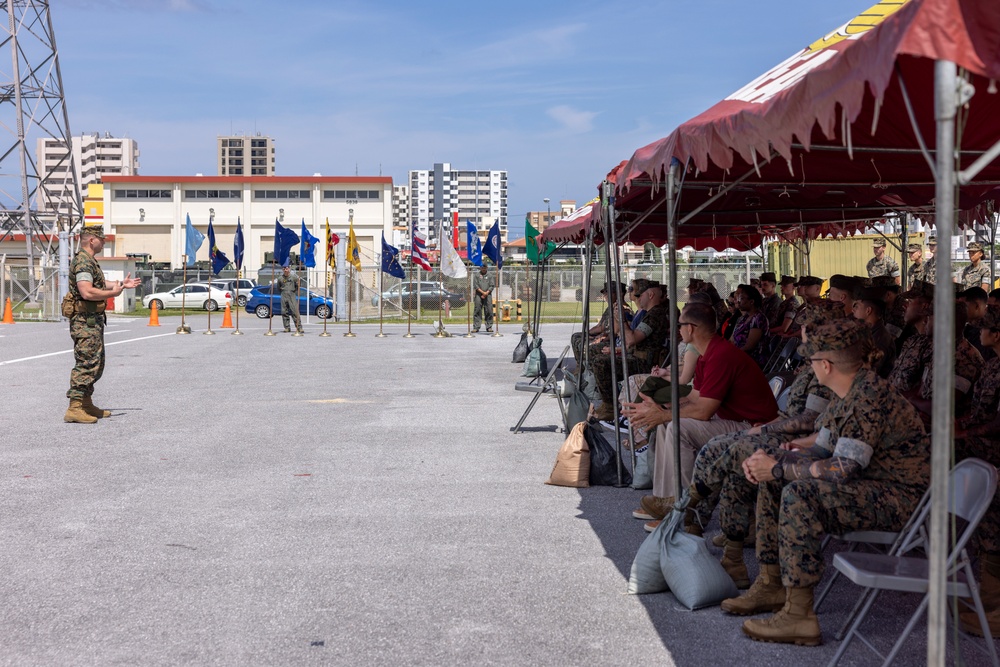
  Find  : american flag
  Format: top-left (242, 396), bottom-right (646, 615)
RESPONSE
top-left (412, 230), bottom-right (432, 271)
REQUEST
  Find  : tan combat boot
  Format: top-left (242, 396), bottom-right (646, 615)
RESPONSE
top-left (720, 539), bottom-right (751, 589)
top-left (742, 586), bottom-right (822, 646)
top-left (960, 554), bottom-right (1000, 637)
top-left (64, 399), bottom-right (98, 424)
top-left (720, 562), bottom-right (784, 615)
top-left (81, 396), bottom-right (111, 419)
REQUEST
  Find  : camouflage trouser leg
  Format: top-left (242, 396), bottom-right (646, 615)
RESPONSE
top-left (776, 480), bottom-right (923, 588)
top-left (281, 294), bottom-right (301, 330)
top-left (958, 436), bottom-right (1000, 554)
top-left (67, 318), bottom-right (105, 400)
top-left (593, 353), bottom-right (648, 405)
top-left (717, 438), bottom-right (787, 539)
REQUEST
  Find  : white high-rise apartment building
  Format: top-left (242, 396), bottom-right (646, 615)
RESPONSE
top-left (218, 134), bottom-right (275, 176)
top-left (408, 163), bottom-right (507, 242)
top-left (36, 132), bottom-right (140, 215)
top-left (392, 184), bottom-right (410, 229)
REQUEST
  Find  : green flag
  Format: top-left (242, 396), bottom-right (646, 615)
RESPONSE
top-left (525, 220), bottom-right (556, 265)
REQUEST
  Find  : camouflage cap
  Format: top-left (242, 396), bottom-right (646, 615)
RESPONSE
top-left (600, 281), bottom-right (627, 297)
top-left (798, 298), bottom-right (850, 330)
top-left (798, 318), bottom-right (869, 357)
top-left (968, 241), bottom-right (984, 253)
top-left (907, 243), bottom-right (923, 253)
top-left (858, 286), bottom-right (888, 304)
top-left (797, 275), bottom-right (824, 287)
top-left (779, 275), bottom-right (796, 286)
top-left (80, 225), bottom-right (105, 239)
top-left (873, 238), bottom-right (887, 247)
top-left (870, 275), bottom-right (898, 290)
top-left (829, 274), bottom-right (860, 292)
top-left (759, 272), bottom-right (777, 283)
top-left (900, 279), bottom-right (935, 300)
top-left (928, 236), bottom-right (938, 246)
top-left (981, 304), bottom-right (1000, 331)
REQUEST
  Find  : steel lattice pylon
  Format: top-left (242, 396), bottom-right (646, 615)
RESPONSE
top-left (0, 0), bottom-right (79, 304)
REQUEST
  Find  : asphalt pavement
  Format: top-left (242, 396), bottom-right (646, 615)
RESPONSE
top-left (0, 317), bottom-right (995, 665)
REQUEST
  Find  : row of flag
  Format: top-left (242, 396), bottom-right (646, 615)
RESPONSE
top-left (184, 214), bottom-right (542, 281)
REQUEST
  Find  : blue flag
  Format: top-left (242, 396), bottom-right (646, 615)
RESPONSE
top-left (273, 220), bottom-right (299, 267)
top-left (185, 214), bottom-right (205, 266)
top-left (233, 217), bottom-right (245, 271)
top-left (380, 234), bottom-right (406, 279)
top-left (207, 221), bottom-right (230, 275)
top-left (466, 221), bottom-right (483, 267)
top-left (485, 219), bottom-right (502, 269)
top-left (300, 219), bottom-right (319, 268)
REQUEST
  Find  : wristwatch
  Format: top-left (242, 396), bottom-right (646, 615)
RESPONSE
top-left (771, 463), bottom-right (784, 481)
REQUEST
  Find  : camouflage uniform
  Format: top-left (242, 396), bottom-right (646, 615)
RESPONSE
top-left (866, 255), bottom-right (900, 280)
top-left (473, 271), bottom-right (495, 331)
top-left (959, 356), bottom-right (1000, 430)
top-left (756, 366), bottom-right (929, 588)
top-left (907, 261), bottom-right (925, 284)
top-left (761, 293), bottom-right (782, 330)
top-left (884, 296), bottom-right (906, 339)
top-left (888, 332), bottom-right (933, 395)
top-left (962, 262), bottom-right (992, 290)
top-left (276, 270), bottom-right (302, 332)
top-left (592, 303), bottom-right (670, 406)
top-left (67, 250), bottom-right (107, 401)
top-left (922, 256), bottom-right (937, 284)
top-left (919, 338), bottom-right (982, 416)
top-left (772, 294), bottom-right (801, 331)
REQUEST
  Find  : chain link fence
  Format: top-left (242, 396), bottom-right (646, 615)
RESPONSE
top-left (1, 266), bottom-right (61, 320)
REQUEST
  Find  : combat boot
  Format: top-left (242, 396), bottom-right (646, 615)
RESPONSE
top-left (64, 399), bottom-right (98, 424)
top-left (742, 586), bottom-right (822, 646)
top-left (720, 539), bottom-right (751, 589)
top-left (959, 553), bottom-right (1000, 636)
top-left (81, 396), bottom-right (111, 419)
top-left (720, 563), bottom-right (784, 615)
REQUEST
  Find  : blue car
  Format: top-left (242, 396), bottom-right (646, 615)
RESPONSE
top-left (246, 286), bottom-right (334, 319)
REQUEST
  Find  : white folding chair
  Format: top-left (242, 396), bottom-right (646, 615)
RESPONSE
top-left (828, 458), bottom-right (999, 667)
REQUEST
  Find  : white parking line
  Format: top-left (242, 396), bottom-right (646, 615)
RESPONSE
top-left (0, 331), bottom-right (178, 366)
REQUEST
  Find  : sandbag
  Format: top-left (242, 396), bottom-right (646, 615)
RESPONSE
top-left (564, 374), bottom-right (591, 433)
top-left (579, 367), bottom-right (599, 401)
top-left (545, 422), bottom-right (589, 488)
top-left (512, 331), bottom-right (529, 364)
top-left (584, 425), bottom-right (632, 487)
top-left (631, 442), bottom-right (654, 490)
top-left (522, 337), bottom-right (548, 378)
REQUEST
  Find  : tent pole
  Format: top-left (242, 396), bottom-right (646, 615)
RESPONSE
top-left (667, 163), bottom-right (682, 498)
top-left (604, 181), bottom-right (628, 487)
top-left (581, 217), bottom-right (594, 375)
top-left (928, 58), bottom-right (957, 667)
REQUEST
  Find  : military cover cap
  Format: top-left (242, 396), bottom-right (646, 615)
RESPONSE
top-left (829, 274), bottom-right (860, 291)
top-left (631, 278), bottom-right (654, 295)
top-left (798, 299), bottom-right (850, 330)
top-left (981, 304), bottom-right (1000, 331)
top-left (928, 236), bottom-right (938, 245)
top-left (968, 241), bottom-right (984, 253)
top-left (873, 237), bottom-right (887, 247)
top-left (900, 279), bottom-right (935, 300)
top-left (858, 286), bottom-right (888, 304)
top-left (80, 225), bottom-right (105, 239)
top-left (960, 286), bottom-right (988, 302)
top-left (600, 281), bottom-right (628, 298)
top-left (797, 276), bottom-right (824, 287)
top-left (798, 318), bottom-right (869, 358)
top-left (870, 275), bottom-right (897, 289)
top-left (907, 243), bottom-right (923, 253)
top-left (759, 272), bottom-right (777, 283)
top-left (779, 275), bottom-right (796, 286)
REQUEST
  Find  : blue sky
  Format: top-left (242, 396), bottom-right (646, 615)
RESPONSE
top-left (56, 0), bottom-right (872, 239)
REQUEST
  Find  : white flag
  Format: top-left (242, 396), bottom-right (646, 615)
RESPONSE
top-left (440, 238), bottom-right (468, 279)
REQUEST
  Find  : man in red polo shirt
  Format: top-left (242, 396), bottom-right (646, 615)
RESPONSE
top-left (626, 301), bottom-right (778, 530)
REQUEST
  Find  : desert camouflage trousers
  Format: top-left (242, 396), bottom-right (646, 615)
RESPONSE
top-left (756, 478), bottom-right (923, 588)
top-left (691, 433), bottom-right (788, 533)
top-left (66, 316), bottom-right (105, 400)
top-left (958, 436), bottom-right (1000, 555)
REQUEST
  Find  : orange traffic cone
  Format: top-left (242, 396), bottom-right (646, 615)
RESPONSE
top-left (147, 300), bottom-right (160, 327)
top-left (2, 297), bottom-right (13, 324)
top-left (221, 303), bottom-right (233, 329)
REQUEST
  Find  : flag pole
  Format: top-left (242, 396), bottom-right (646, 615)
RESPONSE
top-left (204, 269), bottom-right (214, 335)
top-left (264, 257), bottom-right (277, 336)
top-left (177, 255), bottom-right (191, 334)
top-left (232, 268), bottom-right (243, 335)
top-left (320, 252), bottom-right (331, 337)
top-left (376, 265), bottom-right (387, 337)
top-left (434, 218), bottom-right (446, 338)
top-left (463, 265), bottom-right (473, 338)
top-left (491, 264), bottom-right (502, 337)
top-left (344, 263), bottom-right (356, 337)
top-left (404, 265), bottom-right (415, 338)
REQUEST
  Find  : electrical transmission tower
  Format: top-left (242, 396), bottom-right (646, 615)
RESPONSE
top-left (0, 0), bottom-right (80, 307)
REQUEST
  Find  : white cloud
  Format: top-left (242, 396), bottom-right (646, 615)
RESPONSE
top-left (546, 105), bottom-right (598, 134)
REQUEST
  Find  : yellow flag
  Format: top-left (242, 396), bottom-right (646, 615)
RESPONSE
top-left (325, 218), bottom-right (337, 270)
top-left (346, 220), bottom-right (361, 270)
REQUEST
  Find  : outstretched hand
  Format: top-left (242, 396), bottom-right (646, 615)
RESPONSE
top-left (122, 272), bottom-right (141, 289)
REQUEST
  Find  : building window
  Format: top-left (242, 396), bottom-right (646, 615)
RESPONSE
top-left (113, 189), bottom-right (172, 200)
top-left (322, 190), bottom-right (381, 200)
top-left (183, 190), bottom-right (242, 200)
top-left (252, 189), bottom-right (310, 200)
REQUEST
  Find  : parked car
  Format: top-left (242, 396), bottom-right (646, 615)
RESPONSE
top-left (373, 283), bottom-right (467, 309)
top-left (142, 283), bottom-right (232, 311)
top-left (209, 279), bottom-right (257, 307)
top-left (246, 286), bottom-right (334, 319)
